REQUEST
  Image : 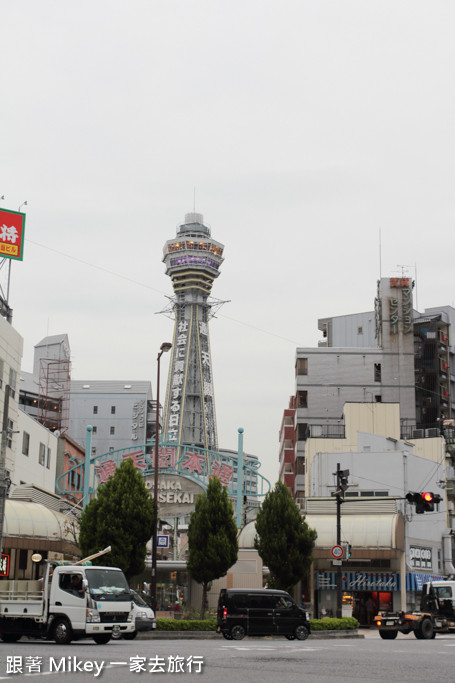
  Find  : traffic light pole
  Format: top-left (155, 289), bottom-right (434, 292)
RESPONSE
top-left (336, 469), bottom-right (342, 619)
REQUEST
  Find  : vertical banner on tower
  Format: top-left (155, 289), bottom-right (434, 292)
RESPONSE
top-left (0, 209), bottom-right (26, 261)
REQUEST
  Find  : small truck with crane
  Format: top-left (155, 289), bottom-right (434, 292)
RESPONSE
top-left (374, 579), bottom-right (455, 640)
top-left (0, 546), bottom-right (135, 644)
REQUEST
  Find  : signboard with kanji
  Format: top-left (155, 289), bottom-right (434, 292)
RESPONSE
top-left (0, 209), bottom-right (26, 261)
top-left (0, 553), bottom-right (10, 576)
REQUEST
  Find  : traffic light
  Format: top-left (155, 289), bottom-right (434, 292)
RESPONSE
top-left (335, 468), bottom-right (350, 498)
top-left (345, 543), bottom-right (351, 559)
top-left (406, 491), bottom-right (442, 513)
top-left (421, 492), bottom-right (442, 512)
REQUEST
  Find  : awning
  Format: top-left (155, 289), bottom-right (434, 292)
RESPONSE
top-left (3, 499), bottom-right (76, 542)
top-left (316, 571), bottom-right (400, 591)
top-left (406, 573), bottom-right (445, 591)
top-left (306, 513), bottom-right (403, 549)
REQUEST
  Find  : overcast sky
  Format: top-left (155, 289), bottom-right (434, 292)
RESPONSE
top-left (1, 1), bottom-right (454, 487)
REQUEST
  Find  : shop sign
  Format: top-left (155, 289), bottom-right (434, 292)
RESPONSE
top-left (410, 545), bottom-right (432, 569)
top-left (0, 208), bottom-right (26, 260)
top-left (0, 553), bottom-right (10, 577)
top-left (316, 571), bottom-right (399, 591)
top-left (144, 474), bottom-right (205, 517)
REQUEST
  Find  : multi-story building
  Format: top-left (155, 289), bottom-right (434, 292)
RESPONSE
top-left (0, 314), bottom-right (23, 485)
top-left (287, 276), bottom-right (455, 504)
top-left (68, 380), bottom-right (155, 457)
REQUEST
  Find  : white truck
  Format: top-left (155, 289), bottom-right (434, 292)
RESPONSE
top-left (0, 548), bottom-right (135, 644)
top-left (374, 580), bottom-right (455, 640)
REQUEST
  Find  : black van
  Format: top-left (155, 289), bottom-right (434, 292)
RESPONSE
top-left (216, 588), bottom-right (311, 641)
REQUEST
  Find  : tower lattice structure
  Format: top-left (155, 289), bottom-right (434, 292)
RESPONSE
top-left (162, 212), bottom-right (224, 451)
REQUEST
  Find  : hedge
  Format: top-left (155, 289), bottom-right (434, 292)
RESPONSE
top-left (155, 616), bottom-right (359, 632)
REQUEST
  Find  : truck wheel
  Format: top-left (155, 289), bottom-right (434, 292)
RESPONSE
top-left (93, 634), bottom-right (111, 644)
top-left (1, 634), bottom-right (21, 642)
top-left (53, 619), bottom-right (72, 645)
top-left (230, 625), bottom-right (246, 640)
top-left (379, 630), bottom-right (397, 639)
top-left (123, 631), bottom-right (137, 640)
top-left (295, 625), bottom-right (309, 641)
top-left (418, 618), bottom-right (434, 640)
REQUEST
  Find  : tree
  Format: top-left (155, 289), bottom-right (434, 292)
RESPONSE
top-left (79, 458), bottom-right (154, 580)
top-left (187, 476), bottom-right (238, 618)
top-left (254, 481), bottom-right (317, 593)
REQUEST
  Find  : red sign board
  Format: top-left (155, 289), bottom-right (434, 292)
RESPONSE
top-left (0, 208), bottom-right (26, 261)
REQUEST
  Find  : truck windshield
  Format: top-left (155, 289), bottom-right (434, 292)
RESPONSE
top-left (85, 569), bottom-right (131, 602)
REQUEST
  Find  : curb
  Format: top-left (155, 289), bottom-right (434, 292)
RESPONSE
top-left (136, 629), bottom-right (363, 640)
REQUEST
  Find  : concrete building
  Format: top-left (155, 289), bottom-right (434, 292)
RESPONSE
top-left (68, 380), bottom-right (155, 458)
top-left (277, 402), bottom-right (453, 621)
top-left (0, 314), bottom-right (23, 483)
top-left (288, 277), bottom-right (455, 508)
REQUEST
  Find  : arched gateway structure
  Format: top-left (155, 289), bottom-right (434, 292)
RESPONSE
top-left (55, 436), bottom-right (270, 518)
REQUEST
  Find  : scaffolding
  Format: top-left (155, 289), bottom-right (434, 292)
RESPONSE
top-left (37, 358), bottom-right (71, 433)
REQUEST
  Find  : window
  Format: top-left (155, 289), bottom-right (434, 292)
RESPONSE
top-left (296, 358), bottom-right (308, 375)
top-left (92, 426), bottom-right (97, 434)
top-left (9, 368), bottom-right (17, 399)
top-left (46, 447), bottom-right (51, 469)
top-left (22, 432), bottom-right (30, 456)
top-left (374, 363), bottom-right (382, 382)
top-left (296, 423), bottom-right (307, 441)
top-left (39, 443), bottom-right (46, 466)
top-left (296, 390), bottom-right (308, 408)
top-left (357, 326), bottom-right (363, 335)
top-left (0, 358), bottom-right (3, 388)
top-left (109, 446), bottom-right (114, 453)
top-left (91, 446), bottom-right (97, 455)
top-left (7, 419), bottom-right (13, 448)
top-left (110, 426), bottom-right (115, 435)
top-left (93, 405), bottom-right (98, 414)
top-left (111, 406), bottom-right (116, 414)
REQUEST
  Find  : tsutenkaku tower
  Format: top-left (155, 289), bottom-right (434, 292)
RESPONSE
top-left (162, 212), bottom-right (224, 451)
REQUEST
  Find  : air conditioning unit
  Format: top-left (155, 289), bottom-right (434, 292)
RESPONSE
top-left (426, 428), bottom-right (440, 437)
top-left (412, 429), bottom-right (425, 438)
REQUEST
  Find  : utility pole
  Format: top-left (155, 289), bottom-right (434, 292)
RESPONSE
top-left (0, 386), bottom-right (11, 554)
top-left (334, 463), bottom-right (349, 619)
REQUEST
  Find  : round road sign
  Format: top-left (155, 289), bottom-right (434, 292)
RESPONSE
top-left (331, 545), bottom-right (344, 559)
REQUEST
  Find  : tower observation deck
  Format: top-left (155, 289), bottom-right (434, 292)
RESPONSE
top-left (162, 212), bottom-right (224, 451)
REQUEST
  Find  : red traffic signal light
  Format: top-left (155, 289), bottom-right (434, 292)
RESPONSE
top-left (406, 491), bottom-right (442, 513)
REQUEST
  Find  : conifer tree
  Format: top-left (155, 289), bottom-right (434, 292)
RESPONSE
top-left (254, 480), bottom-right (317, 592)
top-left (187, 476), bottom-right (238, 618)
top-left (79, 458), bottom-right (154, 580)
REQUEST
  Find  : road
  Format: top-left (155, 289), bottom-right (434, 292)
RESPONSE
top-left (1, 631), bottom-right (454, 681)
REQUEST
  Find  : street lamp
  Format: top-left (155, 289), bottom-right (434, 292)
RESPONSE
top-left (150, 342), bottom-right (172, 612)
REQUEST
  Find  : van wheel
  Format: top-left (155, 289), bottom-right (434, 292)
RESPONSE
top-left (285, 634), bottom-right (296, 640)
top-left (295, 625), bottom-right (309, 641)
top-left (230, 625), bottom-right (246, 640)
top-left (222, 632), bottom-right (233, 640)
top-left (53, 619), bottom-right (72, 645)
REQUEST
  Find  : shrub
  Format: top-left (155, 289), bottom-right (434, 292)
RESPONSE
top-left (155, 616), bottom-right (359, 632)
top-left (156, 618), bottom-right (217, 631)
top-left (310, 617), bottom-right (359, 631)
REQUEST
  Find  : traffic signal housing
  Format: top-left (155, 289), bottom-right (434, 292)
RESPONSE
top-left (406, 491), bottom-right (442, 513)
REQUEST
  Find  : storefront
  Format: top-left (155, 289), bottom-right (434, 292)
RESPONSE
top-left (316, 571), bottom-right (399, 623)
